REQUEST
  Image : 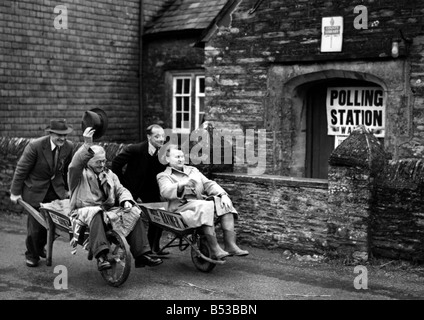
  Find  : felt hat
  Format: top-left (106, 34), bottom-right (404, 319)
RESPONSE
top-left (81, 108), bottom-right (108, 140)
top-left (45, 119), bottom-right (73, 134)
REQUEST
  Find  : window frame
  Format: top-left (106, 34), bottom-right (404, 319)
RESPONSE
top-left (167, 70), bottom-right (205, 134)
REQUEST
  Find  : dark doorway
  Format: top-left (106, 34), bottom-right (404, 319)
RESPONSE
top-left (306, 83), bottom-right (335, 179)
top-left (305, 79), bottom-right (382, 179)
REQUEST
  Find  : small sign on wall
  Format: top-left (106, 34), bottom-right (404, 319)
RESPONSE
top-left (321, 17), bottom-right (343, 52)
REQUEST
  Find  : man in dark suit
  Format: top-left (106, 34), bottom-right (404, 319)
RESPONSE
top-left (112, 124), bottom-right (168, 256)
top-left (10, 119), bottom-right (74, 267)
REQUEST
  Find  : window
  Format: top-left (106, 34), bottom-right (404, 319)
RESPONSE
top-left (195, 76), bottom-right (205, 129)
top-left (171, 72), bottom-right (205, 133)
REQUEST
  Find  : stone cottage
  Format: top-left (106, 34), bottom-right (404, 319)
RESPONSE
top-left (2, 0), bottom-right (424, 261)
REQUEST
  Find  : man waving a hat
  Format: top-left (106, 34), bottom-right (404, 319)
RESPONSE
top-left (10, 119), bottom-right (74, 267)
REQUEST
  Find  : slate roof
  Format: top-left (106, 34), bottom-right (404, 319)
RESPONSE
top-left (144, 0), bottom-right (229, 35)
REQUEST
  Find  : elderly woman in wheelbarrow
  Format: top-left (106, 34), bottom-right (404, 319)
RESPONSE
top-left (157, 144), bottom-right (249, 260)
top-left (68, 127), bottom-right (163, 271)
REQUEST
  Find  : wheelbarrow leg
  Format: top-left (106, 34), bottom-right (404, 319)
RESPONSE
top-left (45, 212), bottom-right (55, 267)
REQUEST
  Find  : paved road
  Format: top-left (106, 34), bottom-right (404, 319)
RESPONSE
top-left (1, 213), bottom-right (423, 303)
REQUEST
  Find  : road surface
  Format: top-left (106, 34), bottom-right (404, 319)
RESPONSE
top-left (1, 213), bottom-right (423, 303)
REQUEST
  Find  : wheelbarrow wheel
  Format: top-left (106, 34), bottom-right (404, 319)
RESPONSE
top-left (100, 230), bottom-right (131, 287)
top-left (190, 235), bottom-right (216, 273)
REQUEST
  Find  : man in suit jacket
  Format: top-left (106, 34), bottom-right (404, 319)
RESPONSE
top-left (10, 119), bottom-right (74, 267)
top-left (112, 124), bottom-right (167, 255)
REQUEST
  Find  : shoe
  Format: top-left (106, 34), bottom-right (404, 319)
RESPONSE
top-left (151, 250), bottom-right (170, 256)
top-left (97, 255), bottom-right (112, 271)
top-left (213, 252), bottom-right (231, 260)
top-left (39, 249), bottom-right (47, 259)
top-left (226, 249), bottom-right (249, 257)
top-left (26, 259), bottom-right (38, 267)
top-left (135, 254), bottom-right (163, 268)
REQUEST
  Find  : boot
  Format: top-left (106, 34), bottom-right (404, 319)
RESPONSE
top-left (204, 234), bottom-right (230, 260)
top-left (223, 230), bottom-right (249, 256)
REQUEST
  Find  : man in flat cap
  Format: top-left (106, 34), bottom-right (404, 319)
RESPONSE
top-left (10, 119), bottom-right (74, 267)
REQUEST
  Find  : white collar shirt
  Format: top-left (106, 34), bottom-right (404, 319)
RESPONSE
top-left (148, 142), bottom-right (157, 156)
top-left (50, 139), bottom-right (58, 151)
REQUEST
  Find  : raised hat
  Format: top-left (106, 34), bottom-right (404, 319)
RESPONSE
top-left (45, 119), bottom-right (73, 134)
top-left (81, 108), bottom-right (108, 140)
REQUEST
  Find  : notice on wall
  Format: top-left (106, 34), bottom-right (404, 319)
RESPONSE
top-left (334, 135), bottom-right (348, 148)
top-left (326, 87), bottom-right (386, 138)
top-left (321, 17), bottom-right (343, 52)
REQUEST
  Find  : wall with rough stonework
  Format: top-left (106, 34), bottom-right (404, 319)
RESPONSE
top-left (142, 34), bottom-right (205, 129)
top-left (215, 127), bottom-right (424, 263)
top-left (0, 0), bottom-right (141, 143)
top-left (204, 0), bottom-right (424, 175)
top-left (326, 127), bottom-right (424, 262)
top-left (372, 160), bottom-right (424, 262)
top-left (213, 173), bottom-right (330, 254)
top-left (327, 127), bottom-right (388, 262)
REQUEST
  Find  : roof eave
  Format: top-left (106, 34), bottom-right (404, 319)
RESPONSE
top-left (194, 0), bottom-right (243, 48)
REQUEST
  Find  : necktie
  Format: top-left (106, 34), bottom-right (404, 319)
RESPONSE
top-left (53, 147), bottom-right (59, 171)
top-left (153, 148), bottom-right (159, 157)
top-left (51, 147), bottom-right (59, 180)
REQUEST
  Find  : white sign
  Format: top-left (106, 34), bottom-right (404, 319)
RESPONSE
top-left (146, 207), bottom-right (190, 231)
top-left (321, 17), bottom-right (343, 52)
top-left (335, 135), bottom-right (348, 148)
top-left (326, 87), bottom-right (386, 138)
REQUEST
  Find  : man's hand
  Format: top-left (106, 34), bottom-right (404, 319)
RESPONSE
top-left (83, 127), bottom-right (95, 145)
top-left (187, 178), bottom-right (197, 188)
top-left (177, 178), bottom-right (197, 194)
top-left (10, 193), bottom-right (22, 204)
top-left (123, 201), bottom-right (133, 210)
top-left (220, 194), bottom-right (232, 212)
top-left (178, 177), bottom-right (196, 188)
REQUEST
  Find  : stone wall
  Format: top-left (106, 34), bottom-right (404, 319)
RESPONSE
top-left (0, 0), bottom-right (141, 143)
top-left (213, 173), bottom-right (329, 254)
top-left (372, 159), bottom-right (424, 262)
top-left (327, 127), bottom-right (424, 262)
top-left (327, 127), bottom-right (388, 261)
top-left (215, 128), bottom-right (424, 263)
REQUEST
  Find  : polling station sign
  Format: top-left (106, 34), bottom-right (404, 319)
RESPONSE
top-left (326, 87), bottom-right (385, 137)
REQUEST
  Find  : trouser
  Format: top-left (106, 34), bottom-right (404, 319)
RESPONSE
top-left (89, 211), bottom-right (150, 260)
top-left (147, 222), bottom-right (164, 252)
top-left (25, 184), bottom-right (58, 262)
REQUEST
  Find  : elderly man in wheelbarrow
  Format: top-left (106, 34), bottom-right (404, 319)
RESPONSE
top-left (68, 126), bottom-right (163, 271)
top-left (157, 144), bottom-right (249, 260)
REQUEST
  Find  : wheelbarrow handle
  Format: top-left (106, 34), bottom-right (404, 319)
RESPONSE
top-left (17, 199), bottom-right (47, 229)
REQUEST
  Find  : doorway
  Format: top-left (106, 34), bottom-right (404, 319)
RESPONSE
top-left (305, 79), bottom-right (383, 179)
